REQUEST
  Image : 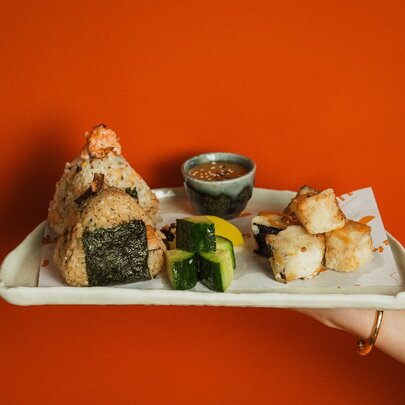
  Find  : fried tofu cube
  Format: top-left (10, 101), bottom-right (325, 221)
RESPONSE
top-left (325, 220), bottom-right (373, 272)
top-left (291, 188), bottom-right (346, 234)
top-left (266, 225), bottom-right (325, 283)
top-left (284, 185), bottom-right (319, 215)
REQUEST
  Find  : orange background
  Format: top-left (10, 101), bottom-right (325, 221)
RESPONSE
top-left (1, 1), bottom-right (404, 403)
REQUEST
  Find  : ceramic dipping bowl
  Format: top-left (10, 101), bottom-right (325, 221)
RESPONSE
top-left (181, 152), bottom-right (256, 219)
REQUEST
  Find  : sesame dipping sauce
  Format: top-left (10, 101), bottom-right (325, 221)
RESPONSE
top-left (189, 161), bottom-right (248, 181)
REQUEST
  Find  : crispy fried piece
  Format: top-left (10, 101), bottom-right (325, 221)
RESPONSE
top-left (291, 188), bottom-right (346, 234)
top-left (266, 225), bottom-right (325, 283)
top-left (325, 220), bottom-right (373, 272)
top-left (284, 186), bottom-right (319, 216)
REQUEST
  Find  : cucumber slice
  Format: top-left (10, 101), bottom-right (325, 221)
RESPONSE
top-left (166, 249), bottom-right (198, 290)
top-left (215, 235), bottom-right (236, 269)
top-left (199, 249), bottom-right (234, 292)
top-left (176, 216), bottom-right (216, 253)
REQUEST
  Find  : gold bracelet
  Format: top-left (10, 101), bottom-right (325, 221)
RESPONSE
top-left (357, 310), bottom-right (384, 355)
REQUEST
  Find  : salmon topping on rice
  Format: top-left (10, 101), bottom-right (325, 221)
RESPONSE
top-left (81, 124), bottom-right (121, 159)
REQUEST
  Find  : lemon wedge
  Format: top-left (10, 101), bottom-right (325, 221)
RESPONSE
top-left (204, 215), bottom-right (245, 246)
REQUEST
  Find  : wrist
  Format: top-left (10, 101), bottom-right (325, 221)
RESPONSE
top-left (323, 309), bottom-right (377, 340)
top-left (296, 308), bottom-right (376, 339)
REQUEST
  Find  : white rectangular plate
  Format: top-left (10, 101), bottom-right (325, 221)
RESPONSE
top-left (1, 188), bottom-right (404, 308)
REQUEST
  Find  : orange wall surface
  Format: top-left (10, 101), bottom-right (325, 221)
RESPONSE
top-left (0, 1), bottom-right (404, 403)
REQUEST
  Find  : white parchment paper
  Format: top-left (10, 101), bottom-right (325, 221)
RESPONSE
top-left (39, 187), bottom-right (401, 290)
